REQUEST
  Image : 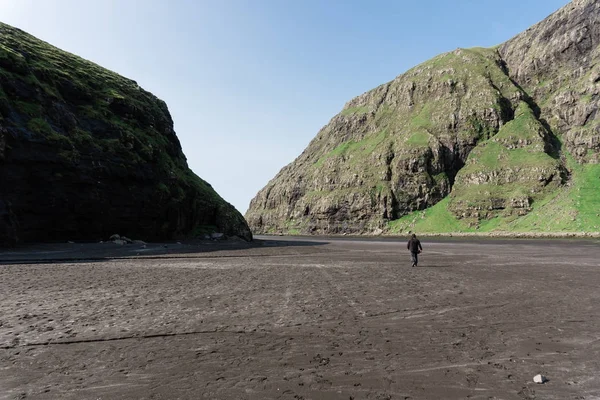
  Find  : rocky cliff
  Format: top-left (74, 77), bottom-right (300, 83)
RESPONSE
top-left (0, 23), bottom-right (252, 246)
top-left (247, 0), bottom-right (600, 235)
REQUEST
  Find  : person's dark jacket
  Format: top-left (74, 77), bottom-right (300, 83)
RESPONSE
top-left (407, 238), bottom-right (422, 254)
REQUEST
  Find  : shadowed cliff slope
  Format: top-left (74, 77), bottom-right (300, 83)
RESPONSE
top-left (0, 23), bottom-right (251, 245)
top-left (247, 0), bottom-right (600, 235)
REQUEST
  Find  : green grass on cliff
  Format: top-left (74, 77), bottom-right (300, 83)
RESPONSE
top-left (314, 129), bottom-right (388, 167)
top-left (461, 141), bottom-right (557, 173)
top-left (0, 23), bottom-right (169, 142)
top-left (502, 156), bottom-right (600, 232)
top-left (572, 164), bottom-right (600, 230)
top-left (388, 157), bottom-right (600, 234)
top-left (405, 130), bottom-right (431, 148)
top-left (448, 100), bottom-right (562, 221)
top-left (341, 105), bottom-right (369, 116)
top-left (408, 104), bottom-right (433, 131)
top-left (411, 47), bottom-right (520, 97)
top-left (460, 102), bottom-right (556, 171)
top-left (0, 23), bottom-right (189, 183)
top-left (388, 135), bottom-right (600, 235)
top-left (388, 198), bottom-right (470, 234)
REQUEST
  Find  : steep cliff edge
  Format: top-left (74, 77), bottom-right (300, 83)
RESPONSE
top-left (247, 0), bottom-right (600, 235)
top-left (0, 23), bottom-right (251, 245)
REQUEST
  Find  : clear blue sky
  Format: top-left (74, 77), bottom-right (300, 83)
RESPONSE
top-left (1, 0), bottom-right (570, 213)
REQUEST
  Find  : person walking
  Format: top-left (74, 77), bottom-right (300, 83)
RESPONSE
top-left (407, 234), bottom-right (423, 267)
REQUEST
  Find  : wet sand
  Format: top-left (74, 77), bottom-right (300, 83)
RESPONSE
top-left (1, 236), bottom-right (599, 399)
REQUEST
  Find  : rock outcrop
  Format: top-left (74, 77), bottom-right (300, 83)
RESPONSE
top-left (0, 22), bottom-right (252, 245)
top-left (499, 0), bottom-right (600, 163)
top-left (247, 0), bottom-right (600, 235)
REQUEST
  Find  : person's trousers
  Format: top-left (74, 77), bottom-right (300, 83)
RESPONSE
top-left (411, 252), bottom-right (418, 265)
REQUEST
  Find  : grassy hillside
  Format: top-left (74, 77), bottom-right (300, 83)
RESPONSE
top-left (389, 152), bottom-right (600, 234)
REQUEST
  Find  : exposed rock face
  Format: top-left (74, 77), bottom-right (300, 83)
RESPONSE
top-left (0, 23), bottom-right (251, 244)
top-left (499, 0), bottom-right (600, 163)
top-left (247, 0), bottom-right (598, 234)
